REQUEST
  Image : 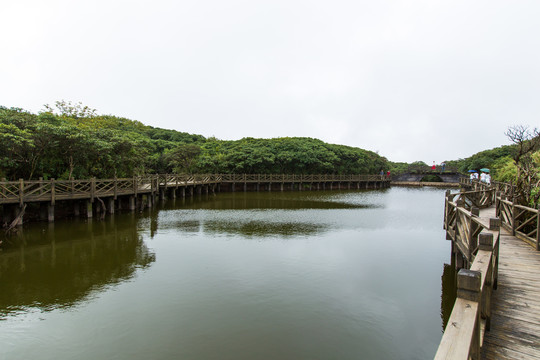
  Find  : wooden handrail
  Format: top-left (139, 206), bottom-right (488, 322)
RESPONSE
top-left (435, 227), bottom-right (500, 360)
top-left (437, 183), bottom-right (540, 359)
top-left (0, 174), bottom-right (389, 205)
top-left (497, 195), bottom-right (539, 250)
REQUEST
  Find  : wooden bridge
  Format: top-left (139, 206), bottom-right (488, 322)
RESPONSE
top-left (0, 174), bottom-right (389, 225)
top-left (435, 180), bottom-right (540, 359)
top-left (392, 171), bottom-right (462, 184)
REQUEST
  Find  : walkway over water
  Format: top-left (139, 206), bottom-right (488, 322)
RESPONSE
top-left (436, 182), bottom-right (540, 359)
top-left (482, 216), bottom-right (540, 359)
top-left (0, 174), bottom-right (389, 225)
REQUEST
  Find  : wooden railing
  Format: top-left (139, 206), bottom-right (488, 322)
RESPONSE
top-left (0, 176), bottom-right (158, 205)
top-left (437, 178), bottom-right (540, 359)
top-left (444, 190), bottom-right (497, 265)
top-left (497, 197), bottom-right (539, 250)
top-left (435, 231), bottom-right (499, 360)
top-left (218, 174), bottom-right (386, 182)
top-left (493, 181), bottom-right (515, 198)
top-left (157, 174), bottom-right (222, 187)
top-left (437, 187), bottom-right (501, 359)
top-left (463, 179), bottom-right (540, 250)
top-left (452, 177), bottom-right (539, 247)
top-left (0, 174), bottom-right (388, 205)
top-left (446, 189), bottom-right (496, 213)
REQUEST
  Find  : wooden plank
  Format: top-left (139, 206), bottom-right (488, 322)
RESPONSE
top-left (479, 204), bottom-right (540, 360)
top-left (435, 298), bottom-right (479, 359)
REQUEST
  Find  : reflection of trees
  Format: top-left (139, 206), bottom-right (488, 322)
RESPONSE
top-left (0, 219), bottom-right (155, 319)
top-left (440, 262), bottom-right (457, 331)
top-left (203, 220), bottom-right (325, 238)
top-left (170, 192), bottom-right (376, 210)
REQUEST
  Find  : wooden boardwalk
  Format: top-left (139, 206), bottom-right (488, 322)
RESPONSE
top-left (450, 205), bottom-right (540, 359)
top-left (0, 174), bottom-right (389, 225)
top-left (436, 183), bottom-right (540, 360)
top-left (481, 212), bottom-right (540, 359)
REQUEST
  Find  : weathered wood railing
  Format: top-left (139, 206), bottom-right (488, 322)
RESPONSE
top-left (444, 190), bottom-right (497, 266)
top-left (454, 177), bottom-right (539, 249)
top-left (437, 187), bottom-right (501, 360)
top-left (497, 196), bottom-right (539, 250)
top-left (446, 189), bottom-right (496, 213)
top-left (466, 179), bottom-right (540, 250)
top-left (218, 174), bottom-right (386, 182)
top-left (0, 176), bottom-right (159, 205)
top-left (0, 174), bottom-right (388, 205)
top-left (437, 177), bottom-right (540, 359)
top-left (157, 174), bottom-right (223, 188)
top-left (435, 230), bottom-right (500, 359)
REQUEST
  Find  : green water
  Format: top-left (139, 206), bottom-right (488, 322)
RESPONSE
top-left (0, 187), bottom-right (454, 360)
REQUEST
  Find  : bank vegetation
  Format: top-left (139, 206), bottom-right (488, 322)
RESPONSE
top-left (0, 103), bottom-right (387, 180)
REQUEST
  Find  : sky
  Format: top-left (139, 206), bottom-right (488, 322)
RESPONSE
top-left (1, 0), bottom-right (539, 164)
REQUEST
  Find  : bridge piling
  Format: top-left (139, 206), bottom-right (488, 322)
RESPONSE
top-left (107, 198), bottom-right (115, 214)
top-left (86, 200), bottom-right (93, 218)
top-left (129, 196), bottom-right (136, 210)
top-left (47, 202), bottom-right (54, 222)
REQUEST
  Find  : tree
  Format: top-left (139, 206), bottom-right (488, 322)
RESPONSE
top-left (505, 125), bottom-right (540, 206)
top-left (165, 144), bottom-right (202, 173)
top-left (0, 104), bottom-right (390, 179)
top-left (0, 123), bottom-right (34, 178)
top-left (42, 100), bottom-right (97, 118)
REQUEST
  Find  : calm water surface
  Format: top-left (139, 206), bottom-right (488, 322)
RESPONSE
top-left (0, 188), bottom-right (455, 360)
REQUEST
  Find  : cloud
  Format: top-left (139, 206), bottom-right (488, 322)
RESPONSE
top-left (1, 0), bottom-right (539, 164)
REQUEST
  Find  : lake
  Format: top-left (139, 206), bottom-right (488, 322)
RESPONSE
top-left (0, 187), bottom-right (455, 360)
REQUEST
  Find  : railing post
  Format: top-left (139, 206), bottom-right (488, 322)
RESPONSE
top-left (495, 191), bottom-right (500, 217)
top-left (133, 176), bottom-right (138, 197)
top-left (511, 198), bottom-right (516, 236)
top-left (490, 218), bottom-right (501, 289)
top-left (468, 207), bottom-right (480, 262)
top-left (19, 178), bottom-right (24, 206)
top-left (50, 178), bottom-right (55, 205)
top-left (91, 177), bottom-right (96, 203)
top-left (478, 232), bottom-right (494, 331)
top-left (457, 269), bottom-right (481, 301)
top-left (1, 178), bottom-right (6, 199)
top-left (457, 269), bottom-right (481, 359)
top-left (114, 176), bottom-right (118, 199)
top-left (444, 190), bottom-right (451, 230)
top-left (536, 205), bottom-right (540, 251)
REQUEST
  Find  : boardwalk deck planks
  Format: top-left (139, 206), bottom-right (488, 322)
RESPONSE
top-left (437, 180), bottom-right (540, 360)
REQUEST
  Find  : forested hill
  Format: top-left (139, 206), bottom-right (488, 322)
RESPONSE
top-left (0, 106), bottom-right (388, 180)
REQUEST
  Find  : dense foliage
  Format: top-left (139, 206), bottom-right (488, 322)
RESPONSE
top-left (445, 127), bottom-right (539, 207)
top-left (0, 105), bottom-right (388, 180)
top-left (444, 145), bottom-right (517, 176)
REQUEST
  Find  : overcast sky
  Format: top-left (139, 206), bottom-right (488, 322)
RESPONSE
top-left (2, 0), bottom-right (539, 164)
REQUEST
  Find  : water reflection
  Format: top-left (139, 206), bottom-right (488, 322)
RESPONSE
top-left (159, 191), bottom-right (382, 210)
top-left (0, 218), bottom-right (155, 319)
top-left (440, 262), bottom-right (458, 331)
top-left (203, 220), bottom-right (325, 238)
top-left (155, 190), bottom-right (389, 238)
top-left (0, 188), bottom-right (451, 360)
